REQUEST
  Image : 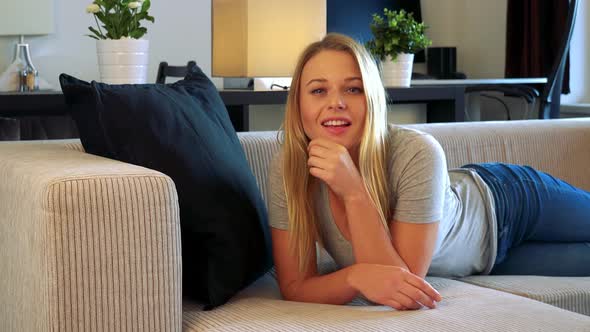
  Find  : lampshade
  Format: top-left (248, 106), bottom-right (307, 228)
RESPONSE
top-left (0, 0), bottom-right (54, 36)
top-left (212, 0), bottom-right (326, 78)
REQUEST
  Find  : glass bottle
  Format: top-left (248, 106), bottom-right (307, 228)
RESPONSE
top-left (14, 43), bottom-right (39, 92)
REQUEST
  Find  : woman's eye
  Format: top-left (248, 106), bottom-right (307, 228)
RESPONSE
top-left (311, 88), bottom-right (325, 95)
top-left (347, 87), bottom-right (363, 94)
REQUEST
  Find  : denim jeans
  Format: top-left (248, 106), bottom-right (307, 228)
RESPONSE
top-left (462, 163), bottom-right (590, 276)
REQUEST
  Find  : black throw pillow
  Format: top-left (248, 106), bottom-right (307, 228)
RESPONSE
top-left (59, 67), bottom-right (272, 309)
top-left (59, 75), bottom-right (114, 158)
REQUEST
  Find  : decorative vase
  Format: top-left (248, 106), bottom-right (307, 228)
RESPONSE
top-left (96, 39), bottom-right (149, 84)
top-left (14, 43), bottom-right (39, 92)
top-left (381, 53), bottom-right (414, 87)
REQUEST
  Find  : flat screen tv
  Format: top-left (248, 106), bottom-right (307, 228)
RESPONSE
top-left (327, 0), bottom-right (425, 62)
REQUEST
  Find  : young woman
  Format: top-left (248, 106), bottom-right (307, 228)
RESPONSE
top-left (268, 33), bottom-right (590, 311)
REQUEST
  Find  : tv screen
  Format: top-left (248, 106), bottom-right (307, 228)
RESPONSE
top-left (327, 0), bottom-right (425, 62)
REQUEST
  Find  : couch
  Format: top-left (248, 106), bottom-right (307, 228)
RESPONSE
top-left (1, 118), bottom-right (590, 331)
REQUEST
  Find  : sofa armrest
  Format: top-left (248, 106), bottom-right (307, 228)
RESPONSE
top-left (0, 142), bottom-right (182, 331)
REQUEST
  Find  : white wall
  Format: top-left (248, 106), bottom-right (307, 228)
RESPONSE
top-left (561, 0), bottom-right (590, 104)
top-left (422, 0), bottom-right (507, 78)
top-left (0, 0), bottom-right (212, 88)
top-left (0, 0), bottom-right (520, 129)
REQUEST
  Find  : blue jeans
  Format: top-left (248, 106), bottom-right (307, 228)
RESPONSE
top-left (461, 163), bottom-right (590, 276)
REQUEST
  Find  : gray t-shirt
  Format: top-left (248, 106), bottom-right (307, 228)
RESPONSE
top-left (268, 125), bottom-right (497, 277)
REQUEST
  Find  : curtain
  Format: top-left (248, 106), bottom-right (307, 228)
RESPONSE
top-left (505, 0), bottom-right (570, 93)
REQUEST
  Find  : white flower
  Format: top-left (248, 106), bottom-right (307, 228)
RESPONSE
top-left (86, 3), bottom-right (100, 14)
top-left (128, 2), bottom-right (141, 9)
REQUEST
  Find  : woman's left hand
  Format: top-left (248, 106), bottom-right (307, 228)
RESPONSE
top-left (307, 138), bottom-right (364, 201)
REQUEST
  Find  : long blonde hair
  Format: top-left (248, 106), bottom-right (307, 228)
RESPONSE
top-left (281, 33), bottom-right (390, 272)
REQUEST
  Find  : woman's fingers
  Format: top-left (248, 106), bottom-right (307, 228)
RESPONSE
top-left (307, 156), bottom-right (328, 169)
top-left (405, 273), bottom-right (442, 303)
top-left (391, 291), bottom-right (422, 310)
top-left (383, 299), bottom-right (406, 311)
top-left (308, 138), bottom-right (339, 151)
top-left (307, 144), bottom-right (330, 158)
top-left (400, 285), bottom-right (436, 309)
top-left (309, 166), bottom-right (328, 180)
top-left (353, 264), bottom-right (441, 311)
top-left (386, 282), bottom-right (436, 310)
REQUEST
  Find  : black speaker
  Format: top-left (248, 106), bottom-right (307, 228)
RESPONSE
top-left (427, 47), bottom-right (457, 79)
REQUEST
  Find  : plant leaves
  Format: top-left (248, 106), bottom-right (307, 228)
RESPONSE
top-left (365, 8), bottom-right (432, 59)
top-left (141, 0), bottom-right (151, 13)
top-left (87, 26), bottom-right (104, 39)
top-left (86, 0), bottom-right (154, 40)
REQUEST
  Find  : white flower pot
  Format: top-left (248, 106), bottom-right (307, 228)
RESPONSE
top-left (381, 53), bottom-right (414, 87)
top-left (96, 39), bottom-right (149, 84)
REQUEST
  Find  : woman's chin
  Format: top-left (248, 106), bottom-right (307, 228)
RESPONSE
top-left (317, 135), bottom-right (357, 150)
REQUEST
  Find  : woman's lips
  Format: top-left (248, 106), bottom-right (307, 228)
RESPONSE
top-left (324, 126), bottom-right (348, 135)
top-left (322, 124), bottom-right (350, 135)
top-left (320, 118), bottom-right (351, 136)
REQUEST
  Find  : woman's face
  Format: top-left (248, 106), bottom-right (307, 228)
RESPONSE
top-left (298, 50), bottom-right (367, 152)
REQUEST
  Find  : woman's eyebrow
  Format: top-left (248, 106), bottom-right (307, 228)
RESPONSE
top-left (306, 77), bottom-right (362, 86)
top-left (306, 78), bottom-right (327, 86)
top-left (345, 77), bottom-right (362, 82)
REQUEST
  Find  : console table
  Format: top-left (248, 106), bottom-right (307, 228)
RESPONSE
top-left (0, 78), bottom-right (546, 132)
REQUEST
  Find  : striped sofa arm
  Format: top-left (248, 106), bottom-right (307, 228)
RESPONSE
top-left (0, 142), bottom-right (182, 332)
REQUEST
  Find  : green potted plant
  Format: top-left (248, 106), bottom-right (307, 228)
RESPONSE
top-left (365, 8), bottom-right (432, 87)
top-left (86, 0), bottom-right (155, 84)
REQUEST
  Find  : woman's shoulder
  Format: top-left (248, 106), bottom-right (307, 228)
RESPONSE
top-left (269, 148), bottom-right (284, 177)
top-left (386, 123), bottom-right (444, 156)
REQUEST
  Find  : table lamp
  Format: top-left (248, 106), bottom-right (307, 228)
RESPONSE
top-left (212, 0), bottom-right (326, 90)
top-left (0, 0), bottom-right (55, 92)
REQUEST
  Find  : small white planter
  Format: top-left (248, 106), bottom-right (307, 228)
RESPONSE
top-left (381, 53), bottom-right (414, 87)
top-left (96, 39), bottom-right (149, 84)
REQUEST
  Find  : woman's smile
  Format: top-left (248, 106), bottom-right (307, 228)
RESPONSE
top-left (320, 117), bottom-right (352, 135)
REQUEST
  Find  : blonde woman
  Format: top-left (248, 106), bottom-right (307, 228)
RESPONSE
top-left (268, 33), bottom-right (590, 311)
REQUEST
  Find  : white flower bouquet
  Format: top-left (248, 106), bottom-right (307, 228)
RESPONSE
top-left (86, 0), bottom-right (154, 40)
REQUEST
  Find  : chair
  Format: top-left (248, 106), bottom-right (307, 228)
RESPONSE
top-left (155, 60), bottom-right (197, 84)
top-left (466, 0), bottom-right (578, 120)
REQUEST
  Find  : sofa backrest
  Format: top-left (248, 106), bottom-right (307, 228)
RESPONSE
top-left (238, 131), bottom-right (281, 204)
top-left (237, 119), bottom-right (590, 204)
top-left (406, 119), bottom-right (590, 191)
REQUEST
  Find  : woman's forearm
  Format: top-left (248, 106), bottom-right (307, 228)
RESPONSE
top-left (343, 192), bottom-right (409, 269)
top-left (282, 264), bottom-right (360, 305)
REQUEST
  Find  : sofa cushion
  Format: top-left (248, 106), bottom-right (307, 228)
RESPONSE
top-left (183, 273), bottom-right (590, 331)
top-left (58, 68), bottom-right (272, 308)
top-left (460, 275), bottom-right (590, 316)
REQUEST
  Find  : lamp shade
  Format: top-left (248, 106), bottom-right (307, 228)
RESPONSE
top-left (212, 0), bottom-right (326, 77)
top-left (0, 0), bottom-right (54, 36)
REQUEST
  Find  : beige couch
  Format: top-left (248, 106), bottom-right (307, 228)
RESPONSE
top-left (1, 119), bottom-right (590, 331)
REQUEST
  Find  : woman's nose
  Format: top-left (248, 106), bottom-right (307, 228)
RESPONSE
top-left (328, 93), bottom-right (346, 110)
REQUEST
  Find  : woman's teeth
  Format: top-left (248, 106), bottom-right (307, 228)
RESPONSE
top-left (322, 120), bottom-right (350, 127)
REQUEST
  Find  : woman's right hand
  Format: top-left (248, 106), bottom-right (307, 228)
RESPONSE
top-left (347, 263), bottom-right (442, 310)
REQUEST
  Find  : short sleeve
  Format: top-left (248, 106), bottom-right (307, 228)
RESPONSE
top-left (390, 132), bottom-right (448, 223)
top-left (267, 151), bottom-right (290, 230)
